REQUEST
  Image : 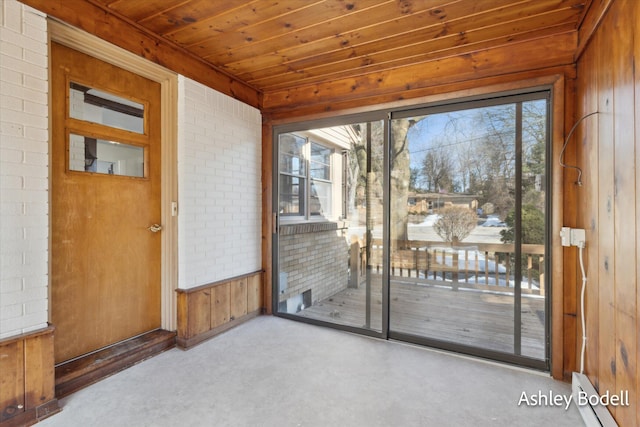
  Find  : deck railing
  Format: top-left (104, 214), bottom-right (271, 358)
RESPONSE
top-left (350, 239), bottom-right (545, 296)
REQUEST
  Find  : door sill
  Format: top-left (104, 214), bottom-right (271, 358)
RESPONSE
top-left (55, 329), bottom-right (176, 398)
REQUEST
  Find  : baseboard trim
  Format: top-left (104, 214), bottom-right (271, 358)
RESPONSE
top-left (55, 329), bottom-right (176, 398)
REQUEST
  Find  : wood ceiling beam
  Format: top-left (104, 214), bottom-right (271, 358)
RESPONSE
top-left (264, 64), bottom-right (575, 123)
top-left (262, 31), bottom-right (577, 116)
top-left (20, 0), bottom-right (262, 108)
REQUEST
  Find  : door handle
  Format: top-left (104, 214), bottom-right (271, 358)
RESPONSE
top-left (147, 224), bottom-right (163, 233)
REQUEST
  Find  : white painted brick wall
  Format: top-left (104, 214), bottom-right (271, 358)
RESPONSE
top-left (0, 0), bottom-right (49, 339)
top-left (177, 76), bottom-right (262, 288)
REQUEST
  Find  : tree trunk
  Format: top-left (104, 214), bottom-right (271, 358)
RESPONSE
top-left (390, 119), bottom-right (412, 249)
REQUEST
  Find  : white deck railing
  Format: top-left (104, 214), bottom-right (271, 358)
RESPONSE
top-left (352, 239), bottom-right (545, 295)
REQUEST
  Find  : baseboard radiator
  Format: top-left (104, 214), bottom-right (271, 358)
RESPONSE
top-left (571, 373), bottom-right (618, 427)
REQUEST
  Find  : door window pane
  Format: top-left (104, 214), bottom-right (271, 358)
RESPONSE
top-left (69, 133), bottom-right (144, 177)
top-left (70, 82), bottom-right (144, 134)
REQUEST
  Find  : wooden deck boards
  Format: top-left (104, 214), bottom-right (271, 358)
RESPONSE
top-left (297, 276), bottom-right (546, 360)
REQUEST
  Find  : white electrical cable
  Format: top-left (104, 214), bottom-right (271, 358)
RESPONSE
top-left (559, 111), bottom-right (599, 186)
top-left (578, 243), bottom-right (588, 374)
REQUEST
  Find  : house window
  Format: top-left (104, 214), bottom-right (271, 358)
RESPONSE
top-left (278, 134), bottom-right (334, 220)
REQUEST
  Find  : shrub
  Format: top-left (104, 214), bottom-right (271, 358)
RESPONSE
top-left (434, 206), bottom-right (477, 243)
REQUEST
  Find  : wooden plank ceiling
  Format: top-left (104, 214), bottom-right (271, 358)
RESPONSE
top-left (36, 0), bottom-right (591, 115)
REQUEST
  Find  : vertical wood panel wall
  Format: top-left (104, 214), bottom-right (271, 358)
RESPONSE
top-left (0, 327), bottom-right (59, 426)
top-left (574, 0), bottom-right (638, 425)
top-left (176, 271), bottom-right (264, 349)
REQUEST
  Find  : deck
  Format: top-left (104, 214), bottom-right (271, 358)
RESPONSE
top-left (297, 276), bottom-right (546, 360)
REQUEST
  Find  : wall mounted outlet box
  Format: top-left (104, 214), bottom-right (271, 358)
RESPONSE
top-left (570, 228), bottom-right (586, 247)
top-left (561, 227), bottom-right (571, 246)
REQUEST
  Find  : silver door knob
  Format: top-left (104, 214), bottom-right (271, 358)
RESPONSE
top-left (148, 224), bottom-right (163, 232)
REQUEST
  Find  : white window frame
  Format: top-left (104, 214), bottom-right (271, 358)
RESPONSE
top-left (278, 133), bottom-right (335, 223)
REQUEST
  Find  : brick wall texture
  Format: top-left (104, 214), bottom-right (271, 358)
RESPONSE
top-left (177, 76), bottom-right (262, 288)
top-left (0, 0), bottom-right (49, 338)
top-left (279, 227), bottom-right (349, 305)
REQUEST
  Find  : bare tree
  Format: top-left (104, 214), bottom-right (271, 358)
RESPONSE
top-left (422, 146), bottom-right (454, 192)
top-left (434, 206), bottom-right (477, 243)
top-left (390, 118), bottom-right (414, 247)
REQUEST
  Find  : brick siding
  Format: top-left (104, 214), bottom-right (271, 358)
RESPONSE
top-left (278, 224), bottom-right (349, 306)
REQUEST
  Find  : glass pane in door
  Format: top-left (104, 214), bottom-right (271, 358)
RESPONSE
top-left (389, 97), bottom-right (547, 364)
top-left (276, 120), bottom-right (385, 333)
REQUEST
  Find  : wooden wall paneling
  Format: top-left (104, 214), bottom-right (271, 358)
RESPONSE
top-left (635, 3), bottom-right (640, 424)
top-left (0, 341), bottom-right (24, 422)
top-left (211, 283), bottom-right (230, 329)
top-left (262, 123), bottom-right (273, 314)
top-left (230, 278), bottom-right (248, 320)
top-left (23, 332), bottom-right (56, 417)
top-left (247, 273), bottom-right (262, 313)
top-left (175, 272), bottom-right (263, 349)
top-left (611, 2), bottom-right (637, 425)
top-left (576, 38), bottom-right (600, 384)
top-left (189, 289), bottom-right (212, 337)
top-left (176, 292), bottom-right (189, 341)
top-left (550, 75), bottom-right (568, 381)
top-left (595, 8), bottom-right (617, 417)
top-left (0, 328), bottom-right (58, 426)
top-left (562, 76), bottom-right (578, 379)
top-left (575, 0), bottom-right (615, 60)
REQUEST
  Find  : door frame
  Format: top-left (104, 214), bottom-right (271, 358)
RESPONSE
top-left (270, 75), bottom-right (566, 375)
top-left (48, 20), bottom-right (179, 331)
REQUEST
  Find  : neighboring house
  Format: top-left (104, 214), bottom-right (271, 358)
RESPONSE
top-left (407, 192), bottom-right (479, 214)
top-left (1, 1), bottom-right (638, 426)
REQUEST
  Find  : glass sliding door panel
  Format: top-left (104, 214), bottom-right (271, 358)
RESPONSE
top-left (276, 121), bottom-right (385, 333)
top-left (389, 96), bottom-right (548, 364)
top-left (519, 99), bottom-right (548, 360)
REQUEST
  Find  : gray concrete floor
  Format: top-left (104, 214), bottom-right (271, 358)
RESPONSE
top-left (39, 316), bottom-right (583, 427)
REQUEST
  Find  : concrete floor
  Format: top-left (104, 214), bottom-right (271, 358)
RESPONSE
top-left (39, 316), bottom-right (583, 427)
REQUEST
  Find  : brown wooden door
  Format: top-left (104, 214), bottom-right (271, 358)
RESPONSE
top-left (51, 43), bottom-right (161, 364)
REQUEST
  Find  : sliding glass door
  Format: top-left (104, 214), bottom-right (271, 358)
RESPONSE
top-left (275, 118), bottom-right (387, 335)
top-left (389, 94), bottom-right (549, 367)
top-left (274, 91), bottom-right (550, 368)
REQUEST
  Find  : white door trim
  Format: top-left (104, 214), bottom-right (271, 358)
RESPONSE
top-left (48, 19), bottom-right (179, 331)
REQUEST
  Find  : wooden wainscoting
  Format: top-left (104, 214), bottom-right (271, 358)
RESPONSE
top-left (176, 271), bottom-right (264, 349)
top-left (0, 326), bottom-right (60, 427)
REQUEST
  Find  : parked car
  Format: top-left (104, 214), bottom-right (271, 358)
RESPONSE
top-left (481, 216), bottom-right (507, 227)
